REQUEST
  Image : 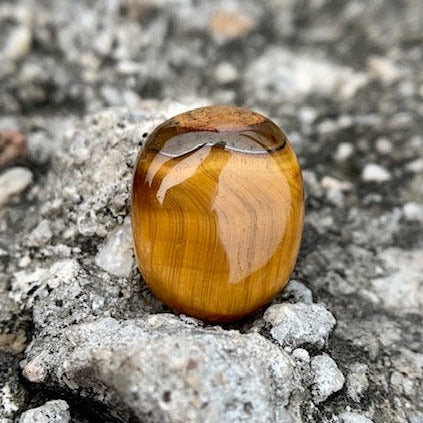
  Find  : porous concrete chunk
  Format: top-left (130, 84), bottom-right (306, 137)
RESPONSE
top-left (19, 400), bottom-right (70, 423)
top-left (264, 302), bottom-right (336, 348)
top-left (95, 218), bottom-right (134, 277)
top-left (0, 167), bottom-right (33, 207)
top-left (22, 316), bottom-right (297, 423)
top-left (311, 354), bottom-right (345, 403)
top-left (346, 363), bottom-right (369, 402)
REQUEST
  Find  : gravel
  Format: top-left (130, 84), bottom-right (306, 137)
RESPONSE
top-left (311, 354), bottom-right (345, 404)
top-left (264, 302), bottom-right (336, 348)
top-left (0, 0), bottom-right (422, 421)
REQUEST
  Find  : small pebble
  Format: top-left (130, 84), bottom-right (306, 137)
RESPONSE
top-left (264, 302), bottom-right (336, 348)
top-left (292, 348), bottom-right (310, 363)
top-left (334, 142), bottom-right (354, 162)
top-left (0, 130), bottom-right (27, 170)
top-left (403, 202), bottom-right (423, 222)
top-left (406, 158), bottom-right (423, 173)
top-left (3, 26), bottom-right (32, 61)
top-left (298, 107), bottom-right (317, 125)
top-left (368, 56), bottom-right (399, 85)
top-left (311, 353), bottom-right (345, 403)
top-left (361, 163), bottom-right (391, 182)
top-left (209, 10), bottom-right (255, 40)
top-left (214, 62), bottom-right (238, 85)
top-left (0, 167), bottom-right (33, 207)
top-left (95, 219), bottom-right (134, 277)
top-left (346, 363), bottom-right (369, 402)
top-left (375, 137), bottom-right (392, 154)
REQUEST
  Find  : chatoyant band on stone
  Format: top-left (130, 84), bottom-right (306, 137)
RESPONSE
top-left (131, 105), bottom-right (304, 322)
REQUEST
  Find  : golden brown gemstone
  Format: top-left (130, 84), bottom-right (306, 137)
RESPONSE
top-left (131, 105), bottom-right (304, 322)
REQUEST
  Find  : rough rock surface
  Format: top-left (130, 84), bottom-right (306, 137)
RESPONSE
top-left (0, 0), bottom-right (422, 422)
top-left (19, 400), bottom-right (70, 423)
top-left (24, 315), bottom-right (296, 422)
top-left (264, 302), bottom-right (336, 348)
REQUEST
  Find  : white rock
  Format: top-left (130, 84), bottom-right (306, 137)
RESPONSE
top-left (245, 47), bottom-right (367, 101)
top-left (346, 363), bottom-right (369, 402)
top-left (321, 176), bottom-right (353, 192)
top-left (283, 280), bottom-right (313, 304)
top-left (31, 219), bottom-right (53, 242)
top-left (18, 255), bottom-right (31, 268)
top-left (291, 348), bottom-right (310, 363)
top-left (95, 219), bottom-right (134, 277)
top-left (0, 384), bottom-right (19, 417)
top-left (368, 56), bottom-right (400, 85)
top-left (406, 158), bottom-right (423, 173)
top-left (0, 167), bottom-right (33, 207)
top-left (302, 170), bottom-right (323, 198)
top-left (334, 143), bottom-right (354, 162)
top-left (403, 202), bottom-right (423, 222)
top-left (298, 106), bottom-right (317, 125)
top-left (375, 137), bottom-right (393, 154)
top-left (3, 25), bottom-right (32, 61)
top-left (361, 163), bottom-right (391, 182)
top-left (311, 353), bottom-right (345, 403)
top-left (19, 400), bottom-right (70, 423)
top-left (338, 412), bottom-right (374, 423)
top-left (214, 62), bottom-right (238, 84)
top-left (317, 119), bottom-right (338, 135)
top-left (264, 302), bottom-right (336, 348)
top-left (371, 248), bottom-right (423, 314)
top-left (321, 176), bottom-right (352, 206)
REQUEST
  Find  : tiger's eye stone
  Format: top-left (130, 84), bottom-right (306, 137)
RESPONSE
top-left (131, 105), bottom-right (304, 321)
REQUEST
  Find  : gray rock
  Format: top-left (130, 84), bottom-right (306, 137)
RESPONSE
top-left (371, 248), bottom-right (423, 313)
top-left (361, 163), bottom-right (391, 182)
top-left (264, 302), bottom-right (336, 348)
top-left (346, 363), bottom-right (369, 402)
top-left (403, 202), bottom-right (423, 222)
top-left (279, 280), bottom-right (313, 304)
top-left (311, 354), bottom-right (345, 403)
top-left (338, 412), bottom-right (374, 423)
top-left (23, 315), bottom-right (297, 423)
top-left (0, 167), bottom-right (33, 207)
top-left (95, 218), bottom-right (134, 277)
top-left (245, 47), bottom-right (367, 102)
top-left (19, 400), bottom-right (70, 423)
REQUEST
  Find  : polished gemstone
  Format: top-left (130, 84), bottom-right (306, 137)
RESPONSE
top-left (131, 105), bottom-right (304, 321)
